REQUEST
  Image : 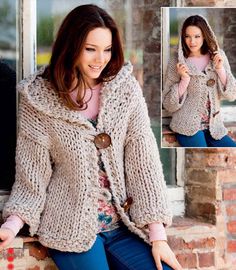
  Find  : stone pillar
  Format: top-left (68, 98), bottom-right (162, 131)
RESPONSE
top-left (143, 0), bottom-right (170, 120)
top-left (185, 148), bottom-right (236, 269)
top-left (182, 0), bottom-right (225, 6)
top-left (223, 8), bottom-right (236, 73)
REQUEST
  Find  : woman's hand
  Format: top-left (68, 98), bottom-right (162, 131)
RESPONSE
top-left (152, 240), bottom-right (183, 270)
top-left (0, 228), bottom-right (15, 251)
top-left (176, 63), bottom-right (190, 78)
top-left (213, 52), bottom-right (223, 69)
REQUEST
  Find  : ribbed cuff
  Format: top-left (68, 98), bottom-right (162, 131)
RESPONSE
top-left (148, 222), bottom-right (167, 242)
top-left (1, 215), bottom-right (24, 236)
top-left (178, 76), bottom-right (190, 99)
top-left (216, 67), bottom-right (227, 86)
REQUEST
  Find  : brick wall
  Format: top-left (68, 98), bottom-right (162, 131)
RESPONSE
top-left (185, 148), bottom-right (236, 269)
top-left (167, 217), bottom-right (218, 269)
top-left (182, 0), bottom-right (225, 6)
top-left (0, 239), bottom-right (57, 270)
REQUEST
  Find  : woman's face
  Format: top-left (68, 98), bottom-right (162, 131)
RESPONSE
top-left (77, 27), bottom-right (112, 87)
top-left (184, 26), bottom-right (204, 57)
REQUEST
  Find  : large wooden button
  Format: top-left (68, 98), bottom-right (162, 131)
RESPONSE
top-left (206, 79), bottom-right (215, 87)
top-left (123, 197), bottom-right (133, 212)
top-left (94, 133), bottom-right (111, 149)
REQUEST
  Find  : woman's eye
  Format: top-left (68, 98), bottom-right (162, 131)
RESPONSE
top-left (85, 48), bottom-right (95, 52)
top-left (105, 48), bottom-right (112, 52)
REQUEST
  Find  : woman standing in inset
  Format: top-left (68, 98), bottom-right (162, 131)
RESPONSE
top-left (0, 4), bottom-right (182, 270)
top-left (163, 15), bottom-right (236, 147)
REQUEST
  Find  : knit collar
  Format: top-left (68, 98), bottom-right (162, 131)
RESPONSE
top-left (18, 62), bottom-right (133, 129)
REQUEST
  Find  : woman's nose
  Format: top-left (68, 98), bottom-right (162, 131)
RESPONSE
top-left (190, 38), bottom-right (195, 43)
top-left (95, 52), bottom-right (104, 63)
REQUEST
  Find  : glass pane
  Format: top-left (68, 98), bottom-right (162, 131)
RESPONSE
top-left (37, 1), bottom-right (175, 185)
top-left (153, 122), bottom-right (176, 185)
top-left (0, 0), bottom-right (17, 190)
top-left (37, 0), bottom-right (143, 84)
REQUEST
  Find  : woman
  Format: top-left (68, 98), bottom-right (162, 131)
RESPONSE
top-left (0, 4), bottom-right (181, 270)
top-left (0, 61), bottom-right (16, 190)
top-left (163, 15), bottom-right (236, 147)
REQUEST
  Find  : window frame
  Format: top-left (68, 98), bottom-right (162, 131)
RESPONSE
top-left (161, 7), bottom-right (185, 216)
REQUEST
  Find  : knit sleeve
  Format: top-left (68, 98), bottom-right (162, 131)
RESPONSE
top-left (217, 50), bottom-right (236, 101)
top-left (162, 56), bottom-right (188, 113)
top-left (2, 95), bottom-right (52, 236)
top-left (124, 79), bottom-right (172, 228)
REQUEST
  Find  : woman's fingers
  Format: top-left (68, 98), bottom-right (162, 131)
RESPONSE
top-left (152, 241), bottom-right (183, 270)
top-left (154, 254), bottom-right (163, 270)
top-left (177, 63), bottom-right (187, 70)
top-left (176, 63), bottom-right (189, 77)
top-left (0, 229), bottom-right (15, 251)
top-left (213, 53), bottom-right (223, 69)
top-left (0, 238), bottom-right (11, 250)
top-left (165, 254), bottom-right (182, 270)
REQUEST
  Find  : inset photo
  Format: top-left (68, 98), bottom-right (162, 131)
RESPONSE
top-left (161, 7), bottom-right (236, 148)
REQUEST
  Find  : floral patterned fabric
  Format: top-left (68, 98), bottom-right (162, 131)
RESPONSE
top-left (200, 96), bottom-right (211, 130)
top-left (89, 118), bottom-right (120, 233)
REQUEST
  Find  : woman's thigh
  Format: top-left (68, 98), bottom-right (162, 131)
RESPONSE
top-left (48, 236), bottom-right (109, 270)
top-left (103, 226), bottom-right (173, 270)
top-left (176, 130), bottom-right (207, 147)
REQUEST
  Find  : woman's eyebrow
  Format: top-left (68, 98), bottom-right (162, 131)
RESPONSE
top-left (85, 43), bottom-right (112, 48)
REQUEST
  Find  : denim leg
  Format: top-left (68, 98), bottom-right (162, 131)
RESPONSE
top-left (102, 225), bottom-right (173, 270)
top-left (204, 130), bottom-right (236, 147)
top-left (48, 236), bottom-right (110, 270)
top-left (176, 130), bottom-right (207, 147)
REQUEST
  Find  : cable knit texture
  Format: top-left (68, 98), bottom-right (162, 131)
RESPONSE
top-left (163, 19), bottom-right (236, 140)
top-left (3, 62), bottom-right (172, 252)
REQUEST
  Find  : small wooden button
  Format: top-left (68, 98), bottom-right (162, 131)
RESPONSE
top-left (206, 79), bottom-right (215, 87)
top-left (123, 197), bottom-right (133, 212)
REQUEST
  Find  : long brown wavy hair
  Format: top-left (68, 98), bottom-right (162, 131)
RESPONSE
top-left (43, 4), bottom-right (124, 110)
top-left (181, 15), bottom-right (219, 58)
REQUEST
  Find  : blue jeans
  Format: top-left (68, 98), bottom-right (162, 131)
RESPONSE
top-left (48, 224), bottom-right (173, 270)
top-left (176, 130), bottom-right (236, 147)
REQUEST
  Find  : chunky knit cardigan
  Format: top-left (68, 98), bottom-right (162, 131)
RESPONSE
top-left (163, 45), bottom-right (236, 139)
top-left (3, 62), bottom-right (172, 252)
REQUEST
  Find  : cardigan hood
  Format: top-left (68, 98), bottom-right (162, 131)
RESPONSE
top-left (177, 15), bottom-right (219, 76)
top-left (18, 62), bottom-right (133, 125)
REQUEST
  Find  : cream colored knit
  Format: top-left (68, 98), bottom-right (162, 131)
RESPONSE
top-left (3, 62), bottom-right (172, 252)
top-left (163, 18), bottom-right (236, 140)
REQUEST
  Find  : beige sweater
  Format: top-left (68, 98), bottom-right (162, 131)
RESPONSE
top-left (3, 62), bottom-right (172, 252)
top-left (163, 48), bottom-right (236, 140)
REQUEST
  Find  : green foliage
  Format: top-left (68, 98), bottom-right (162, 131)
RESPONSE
top-left (37, 16), bottom-right (54, 47)
top-left (0, 0), bottom-right (15, 25)
top-left (170, 19), bottom-right (178, 36)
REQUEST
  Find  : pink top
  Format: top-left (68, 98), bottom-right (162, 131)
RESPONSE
top-left (69, 83), bottom-right (101, 120)
top-left (1, 83), bottom-right (167, 242)
top-left (178, 54), bottom-right (227, 98)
